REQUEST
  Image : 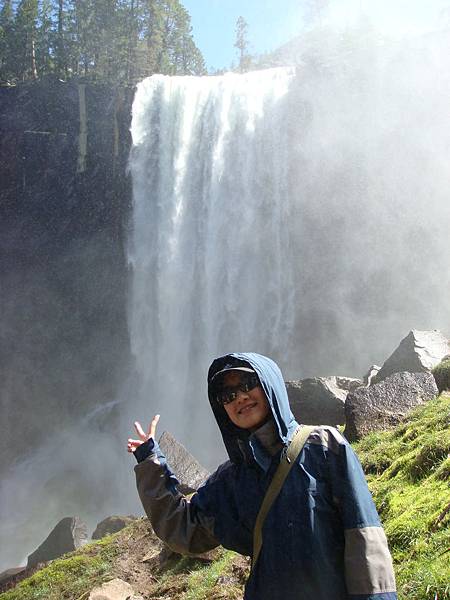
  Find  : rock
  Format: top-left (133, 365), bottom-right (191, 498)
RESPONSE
top-left (27, 517), bottom-right (88, 568)
top-left (158, 431), bottom-right (210, 494)
top-left (286, 376), bottom-right (362, 426)
top-left (344, 371), bottom-right (438, 441)
top-left (92, 515), bottom-right (138, 540)
top-left (373, 330), bottom-right (450, 384)
top-left (363, 365), bottom-right (381, 386)
top-left (88, 578), bottom-right (142, 600)
top-left (0, 567), bottom-right (26, 584)
top-left (335, 377), bottom-right (363, 392)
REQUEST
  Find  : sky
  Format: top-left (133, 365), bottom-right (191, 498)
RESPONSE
top-left (182, 0), bottom-right (449, 71)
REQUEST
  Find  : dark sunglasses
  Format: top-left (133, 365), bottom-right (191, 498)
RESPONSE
top-left (216, 372), bottom-right (261, 406)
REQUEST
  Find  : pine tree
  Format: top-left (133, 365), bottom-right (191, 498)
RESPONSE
top-left (0, 0), bottom-right (15, 82)
top-left (36, 0), bottom-right (54, 76)
top-left (14, 0), bottom-right (40, 80)
top-left (234, 15), bottom-right (251, 72)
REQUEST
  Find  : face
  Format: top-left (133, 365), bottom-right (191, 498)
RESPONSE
top-left (221, 371), bottom-right (270, 431)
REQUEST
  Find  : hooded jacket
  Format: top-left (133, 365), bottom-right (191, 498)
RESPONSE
top-left (134, 352), bottom-right (397, 600)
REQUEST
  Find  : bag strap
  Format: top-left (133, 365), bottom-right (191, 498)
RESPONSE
top-left (252, 425), bottom-right (315, 570)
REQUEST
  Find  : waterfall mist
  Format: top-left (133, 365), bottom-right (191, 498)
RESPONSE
top-left (127, 33), bottom-right (450, 468)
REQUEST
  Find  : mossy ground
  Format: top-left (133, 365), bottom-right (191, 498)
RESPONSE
top-left (0, 535), bottom-right (120, 600)
top-left (355, 392), bottom-right (450, 600)
top-left (2, 393), bottom-right (449, 600)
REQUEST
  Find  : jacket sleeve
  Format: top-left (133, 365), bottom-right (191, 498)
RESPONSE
top-left (325, 428), bottom-right (397, 600)
top-left (133, 438), bottom-right (220, 555)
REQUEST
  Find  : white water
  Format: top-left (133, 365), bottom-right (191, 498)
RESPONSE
top-left (128, 52), bottom-right (450, 467)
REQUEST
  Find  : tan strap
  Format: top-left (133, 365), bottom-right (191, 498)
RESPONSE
top-left (252, 425), bottom-right (315, 570)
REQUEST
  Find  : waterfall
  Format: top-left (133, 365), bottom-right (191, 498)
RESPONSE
top-left (128, 68), bottom-right (299, 462)
top-left (128, 49), bottom-right (450, 465)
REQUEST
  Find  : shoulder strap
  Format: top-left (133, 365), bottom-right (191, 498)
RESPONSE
top-left (252, 425), bottom-right (315, 570)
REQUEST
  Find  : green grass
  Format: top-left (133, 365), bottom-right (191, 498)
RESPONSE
top-left (183, 550), bottom-right (244, 600)
top-left (0, 535), bottom-right (119, 600)
top-left (355, 392), bottom-right (450, 600)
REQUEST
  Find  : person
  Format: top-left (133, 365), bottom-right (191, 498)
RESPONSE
top-left (128, 352), bottom-right (397, 600)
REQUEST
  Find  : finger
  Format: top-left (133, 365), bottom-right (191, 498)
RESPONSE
top-left (148, 414), bottom-right (160, 440)
top-left (134, 421), bottom-right (147, 440)
top-left (127, 439), bottom-right (142, 452)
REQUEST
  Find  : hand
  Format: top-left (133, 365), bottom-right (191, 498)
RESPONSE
top-left (127, 414), bottom-right (160, 453)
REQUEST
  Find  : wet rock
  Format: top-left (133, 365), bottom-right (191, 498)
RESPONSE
top-left (344, 371), bottom-right (438, 441)
top-left (88, 578), bottom-right (142, 600)
top-left (92, 515), bottom-right (138, 540)
top-left (363, 365), bottom-right (381, 386)
top-left (286, 376), bottom-right (361, 426)
top-left (27, 517), bottom-right (88, 568)
top-left (158, 431), bottom-right (210, 494)
top-left (373, 330), bottom-right (450, 384)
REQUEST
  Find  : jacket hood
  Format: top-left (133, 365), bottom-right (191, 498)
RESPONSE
top-left (207, 352), bottom-right (298, 465)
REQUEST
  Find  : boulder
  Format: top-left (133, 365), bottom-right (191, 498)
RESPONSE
top-left (27, 517), bottom-right (88, 568)
top-left (373, 330), bottom-right (450, 384)
top-left (286, 376), bottom-right (362, 426)
top-left (92, 515), bottom-right (138, 540)
top-left (88, 578), bottom-right (143, 600)
top-left (344, 371), bottom-right (438, 441)
top-left (158, 431), bottom-right (210, 494)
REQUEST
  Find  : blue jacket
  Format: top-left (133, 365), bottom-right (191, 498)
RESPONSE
top-left (134, 352), bottom-right (397, 600)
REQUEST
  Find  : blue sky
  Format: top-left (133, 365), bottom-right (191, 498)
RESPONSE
top-left (182, 0), bottom-right (448, 72)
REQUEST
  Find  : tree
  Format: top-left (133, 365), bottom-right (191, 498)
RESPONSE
top-left (14, 0), bottom-right (39, 80)
top-left (234, 15), bottom-right (251, 72)
top-left (36, 0), bottom-right (54, 76)
top-left (0, 0), bottom-right (15, 82)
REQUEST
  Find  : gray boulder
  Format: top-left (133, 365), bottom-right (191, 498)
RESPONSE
top-left (91, 515), bottom-right (138, 540)
top-left (344, 371), bottom-right (438, 441)
top-left (286, 376), bottom-right (362, 426)
top-left (158, 431), bottom-right (210, 493)
top-left (27, 516), bottom-right (88, 567)
top-left (373, 330), bottom-right (450, 384)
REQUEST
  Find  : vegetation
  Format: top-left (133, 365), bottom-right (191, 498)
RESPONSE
top-left (234, 16), bottom-right (252, 73)
top-left (355, 392), bottom-right (450, 600)
top-left (2, 394), bottom-right (448, 600)
top-left (432, 357), bottom-right (450, 394)
top-left (0, 0), bottom-right (206, 86)
top-left (0, 535), bottom-right (120, 600)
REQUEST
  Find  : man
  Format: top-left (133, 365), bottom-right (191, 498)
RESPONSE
top-left (128, 352), bottom-right (397, 600)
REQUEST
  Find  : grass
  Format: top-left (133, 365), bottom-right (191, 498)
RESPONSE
top-left (355, 392), bottom-right (450, 600)
top-left (0, 535), bottom-right (119, 600)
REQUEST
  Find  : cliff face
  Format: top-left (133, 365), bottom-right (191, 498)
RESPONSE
top-left (0, 79), bottom-right (134, 467)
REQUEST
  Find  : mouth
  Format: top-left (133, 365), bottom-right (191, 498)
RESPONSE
top-left (238, 402), bottom-right (257, 415)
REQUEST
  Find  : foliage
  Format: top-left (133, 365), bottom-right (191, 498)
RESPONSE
top-left (0, 535), bottom-right (120, 600)
top-left (234, 15), bottom-right (252, 72)
top-left (432, 358), bottom-right (450, 394)
top-left (355, 392), bottom-right (450, 600)
top-left (0, 0), bottom-right (206, 85)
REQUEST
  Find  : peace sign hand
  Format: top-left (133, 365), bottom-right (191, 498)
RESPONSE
top-left (127, 414), bottom-right (160, 453)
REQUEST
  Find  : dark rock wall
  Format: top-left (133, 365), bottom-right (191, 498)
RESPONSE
top-left (0, 79), bottom-right (134, 466)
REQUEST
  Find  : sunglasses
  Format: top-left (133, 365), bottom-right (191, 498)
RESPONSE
top-left (215, 372), bottom-right (261, 406)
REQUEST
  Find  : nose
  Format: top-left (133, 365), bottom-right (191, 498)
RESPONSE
top-left (234, 388), bottom-right (250, 403)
